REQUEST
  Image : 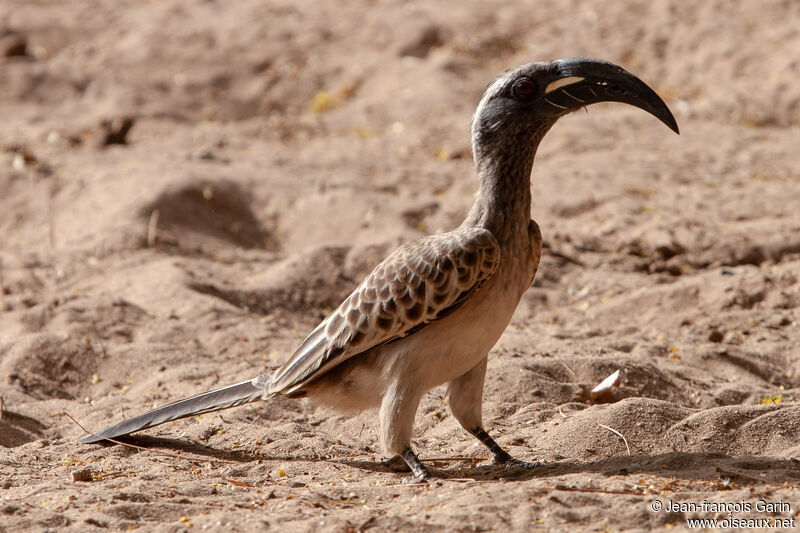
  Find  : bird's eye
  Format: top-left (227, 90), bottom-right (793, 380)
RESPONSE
top-left (513, 79), bottom-right (536, 99)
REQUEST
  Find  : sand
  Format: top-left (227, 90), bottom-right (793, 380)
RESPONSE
top-left (1, 0), bottom-right (799, 531)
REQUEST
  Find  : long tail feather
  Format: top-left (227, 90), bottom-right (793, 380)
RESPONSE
top-left (78, 374), bottom-right (269, 444)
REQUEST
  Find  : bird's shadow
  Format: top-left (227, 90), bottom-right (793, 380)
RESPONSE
top-left (95, 436), bottom-right (800, 485)
top-left (347, 452), bottom-right (800, 484)
top-left (97, 435), bottom-right (297, 463)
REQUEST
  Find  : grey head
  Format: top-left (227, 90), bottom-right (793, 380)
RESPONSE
top-left (471, 57), bottom-right (679, 164)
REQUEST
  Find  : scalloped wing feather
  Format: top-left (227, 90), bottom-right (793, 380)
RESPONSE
top-left (269, 228), bottom-right (500, 395)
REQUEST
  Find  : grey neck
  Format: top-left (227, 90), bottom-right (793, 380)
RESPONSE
top-left (462, 124), bottom-right (549, 245)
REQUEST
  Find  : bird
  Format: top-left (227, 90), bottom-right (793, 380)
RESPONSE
top-left (79, 58), bottom-right (679, 481)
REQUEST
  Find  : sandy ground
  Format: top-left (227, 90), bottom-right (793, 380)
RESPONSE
top-left (1, 0), bottom-right (800, 531)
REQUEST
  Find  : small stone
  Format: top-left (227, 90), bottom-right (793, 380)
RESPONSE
top-left (11, 153), bottom-right (26, 171)
top-left (72, 468), bottom-right (94, 482)
top-left (97, 116), bottom-right (135, 147)
top-left (399, 25), bottom-right (444, 58)
top-left (190, 147), bottom-right (216, 160)
top-left (708, 329), bottom-right (724, 343)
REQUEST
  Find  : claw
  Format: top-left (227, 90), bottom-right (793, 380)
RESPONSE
top-left (479, 454), bottom-right (542, 470)
top-left (402, 473), bottom-right (430, 484)
top-left (498, 456), bottom-right (542, 470)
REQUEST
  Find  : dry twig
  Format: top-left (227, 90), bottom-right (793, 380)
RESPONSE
top-left (90, 320), bottom-right (108, 358)
top-left (554, 484), bottom-right (642, 496)
top-left (147, 209), bottom-right (160, 247)
top-left (0, 262), bottom-right (7, 312)
top-left (419, 456), bottom-right (482, 468)
top-left (598, 423), bottom-right (631, 455)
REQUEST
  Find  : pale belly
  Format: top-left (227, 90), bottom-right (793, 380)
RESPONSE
top-left (394, 252), bottom-right (535, 389)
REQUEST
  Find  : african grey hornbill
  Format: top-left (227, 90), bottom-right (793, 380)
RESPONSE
top-left (79, 58), bottom-right (678, 481)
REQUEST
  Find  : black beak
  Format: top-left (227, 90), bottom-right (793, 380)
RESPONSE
top-left (536, 57), bottom-right (679, 134)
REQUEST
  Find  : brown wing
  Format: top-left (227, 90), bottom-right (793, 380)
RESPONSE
top-left (268, 227), bottom-right (500, 395)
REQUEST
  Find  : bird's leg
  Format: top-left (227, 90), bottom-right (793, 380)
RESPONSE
top-left (401, 446), bottom-right (431, 482)
top-left (380, 379), bottom-right (429, 482)
top-left (448, 357), bottom-right (540, 470)
top-left (468, 426), bottom-right (540, 469)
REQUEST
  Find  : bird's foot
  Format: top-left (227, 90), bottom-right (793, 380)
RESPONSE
top-left (470, 428), bottom-right (541, 470)
top-left (496, 456), bottom-right (543, 470)
top-left (479, 452), bottom-right (542, 470)
top-left (402, 472), bottom-right (431, 484)
top-left (401, 446), bottom-right (432, 483)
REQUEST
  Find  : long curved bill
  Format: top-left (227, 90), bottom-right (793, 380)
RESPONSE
top-left (536, 57), bottom-right (679, 134)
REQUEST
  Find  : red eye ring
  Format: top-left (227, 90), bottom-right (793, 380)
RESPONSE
top-left (513, 79), bottom-right (535, 98)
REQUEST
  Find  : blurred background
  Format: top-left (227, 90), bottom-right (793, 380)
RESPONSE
top-left (2, 0), bottom-right (798, 257)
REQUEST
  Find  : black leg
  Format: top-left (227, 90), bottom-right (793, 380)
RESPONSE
top-left (401, 446), bottom-right (431, 483)
top-left (470, 427), bottom-right (541, 469)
